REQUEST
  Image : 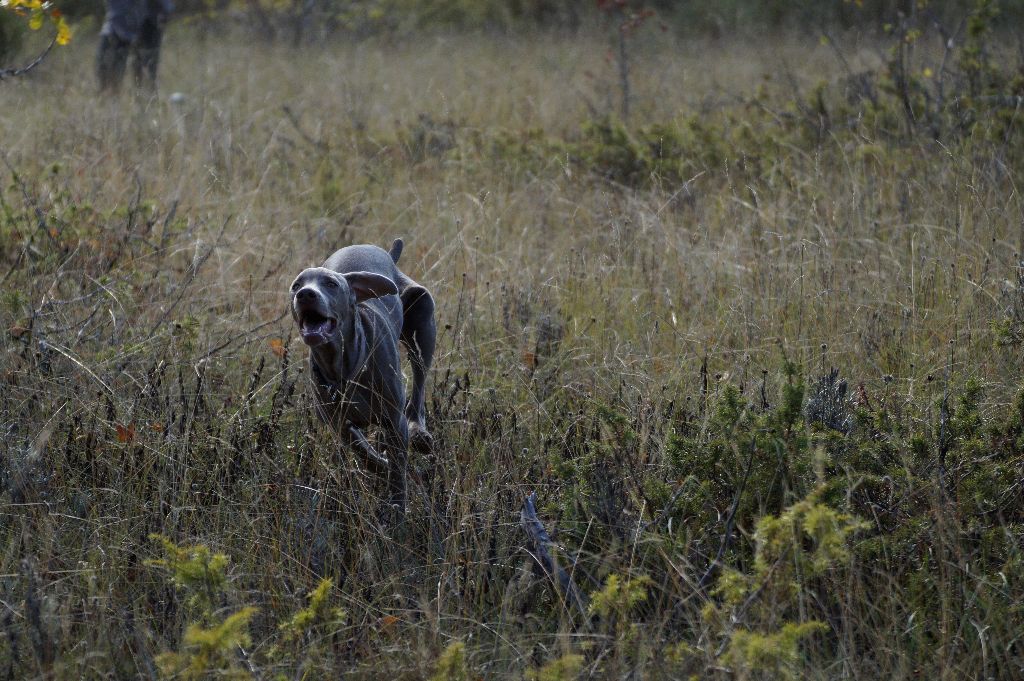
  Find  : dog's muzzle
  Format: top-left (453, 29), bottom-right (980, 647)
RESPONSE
top-left (294, 287), bottom-right (337, 347)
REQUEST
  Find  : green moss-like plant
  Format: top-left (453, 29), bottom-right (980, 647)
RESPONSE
top-left (722, 621), bottom-right (829, 680)
top-left (527, 653), bottom-right (585, 681)
top-left (156, 607), bottom-right (258, 681)
top-left (430, 641), bottom-right (469, 681)
top-left (146, 534), bottom-right (231, 619)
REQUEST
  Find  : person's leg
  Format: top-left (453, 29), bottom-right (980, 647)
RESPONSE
top-left (96, 33), bottom-right (129, 93)
top-left (135, 19), bottom-right (163, 91)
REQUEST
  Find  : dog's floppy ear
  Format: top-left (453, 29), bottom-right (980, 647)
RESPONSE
top-left (343, 271), bottom-right (399, 302)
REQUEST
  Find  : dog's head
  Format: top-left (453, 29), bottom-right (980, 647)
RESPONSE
top-left (289, 267), bottom-right (398, 348)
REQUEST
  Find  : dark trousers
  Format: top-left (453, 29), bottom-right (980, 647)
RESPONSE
top-left (97, 20), bottom-right (163, 93)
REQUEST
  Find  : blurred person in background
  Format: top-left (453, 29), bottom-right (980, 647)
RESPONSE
top-left (97, 0), bottom-right (173, 93)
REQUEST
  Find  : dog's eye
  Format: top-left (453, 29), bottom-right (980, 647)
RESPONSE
top-left (290, 281), bottom-right (301, 291)
top-left (323, 279), bottom-right (338, 288)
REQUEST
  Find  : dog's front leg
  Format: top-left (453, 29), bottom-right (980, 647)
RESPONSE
top-left (342, 425), bottom-right (389, 476)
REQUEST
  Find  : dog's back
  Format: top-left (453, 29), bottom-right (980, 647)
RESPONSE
top-left (323, 244), bottom-right (400, 279)
top-left (323, 242), bottom-right (404, 325)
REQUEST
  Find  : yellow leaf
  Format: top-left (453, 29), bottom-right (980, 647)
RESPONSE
top-left (54, 15), bottom-right (71, 45)
top-left (269, 338), bottom-right (286, 358)
top-left (28, 11), bottom-right (43, 30)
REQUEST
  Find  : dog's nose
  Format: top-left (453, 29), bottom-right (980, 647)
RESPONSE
top-left (295, 287), bottom-right (317, 303)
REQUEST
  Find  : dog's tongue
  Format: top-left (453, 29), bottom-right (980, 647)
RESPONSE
top-left (301, 318), bottom-right (336, 346)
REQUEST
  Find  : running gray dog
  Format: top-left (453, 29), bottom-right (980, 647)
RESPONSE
top-left (289, 239), bottom-right (436, 506)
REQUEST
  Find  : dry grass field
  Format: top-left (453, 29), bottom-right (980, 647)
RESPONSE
top-left (2, 15), bottom-right (1024, 679)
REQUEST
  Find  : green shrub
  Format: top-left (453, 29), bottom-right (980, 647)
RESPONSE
top-left (156, 607), bottom-right (258, 681)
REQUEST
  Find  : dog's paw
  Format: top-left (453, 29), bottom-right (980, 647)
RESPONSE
top-left (409, 422), bottom-right (434, 453)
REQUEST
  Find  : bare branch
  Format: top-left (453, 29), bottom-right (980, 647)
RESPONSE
top-left (520, 492), bottom-right (589, 619)
top-left (0, 38), bottom-right (55, 82)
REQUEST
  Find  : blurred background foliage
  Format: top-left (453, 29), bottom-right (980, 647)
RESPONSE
top-left (6, 0), bottom-right (1024, 64)
top-left (9, 0), bottom-right (1024, 42)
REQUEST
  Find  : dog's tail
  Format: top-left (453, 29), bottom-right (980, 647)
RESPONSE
top-left (389, 238), bottom-right (404, 264)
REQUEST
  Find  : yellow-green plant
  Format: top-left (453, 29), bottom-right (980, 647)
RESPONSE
top-left (155, 607), bottom-right (258, 681)
top-left (702, 491), bottom-right (868, 679)
top-left (277, 578), bottom-right (346, 644)
top-left (147, 536), bottom-right (257, 679)
top-left (146, 534), bottom-right (231, 619)
top-left (588, 573), bottom-right (651, 621)
top-left (430, 640), bottom-right (469, 681)
top-left (527, 653), bottom-right (585, 681)
top-left (588, 573), bottom-right (653, 672)
top-left (269, 577), bottom-right (347, 671)
top-left (753, 492), bottom-right (868, 581)
top-left (722, 621), bottom-right (829, 680)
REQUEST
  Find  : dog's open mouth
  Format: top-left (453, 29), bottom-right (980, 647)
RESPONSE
top-left (298, 310), bottom-right (337, 346)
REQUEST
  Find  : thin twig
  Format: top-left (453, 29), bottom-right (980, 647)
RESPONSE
top-left (142, 215), bottom-right (232, 341)
top-left (197, 309), bottom-right (290, 361)
top-left (0, 39), bottom-right (55, 81)
top-left (44, 341), bottom-right (115, 397)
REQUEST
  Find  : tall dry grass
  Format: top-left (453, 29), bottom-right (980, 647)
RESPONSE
top-left (2, 22), bottom-right (1023, 679)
